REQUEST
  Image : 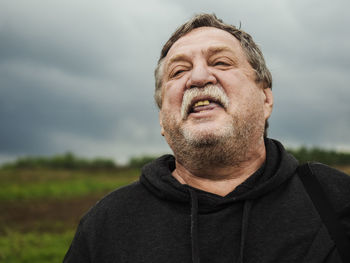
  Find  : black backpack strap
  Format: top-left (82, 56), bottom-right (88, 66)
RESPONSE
top-left (298, 163), bottom-right (350, 262)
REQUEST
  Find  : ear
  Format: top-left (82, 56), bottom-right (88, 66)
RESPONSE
top-left (262, 88), bottom-right (273, 120)
top-left (159, 111), bottom-right (165, 136)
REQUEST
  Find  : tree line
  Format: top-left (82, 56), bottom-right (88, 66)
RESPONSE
top-left (1, 152), bottom-right (117, 170)
top-left (287, 146), bottom-right (350, 166)
top-left (1, 147), bottom-right (350, 170)
top-left (0, 152), bottom-right (161, 170)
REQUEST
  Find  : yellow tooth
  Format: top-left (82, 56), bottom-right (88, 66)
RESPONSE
top-left (194, 100), bottom-right (210, 107)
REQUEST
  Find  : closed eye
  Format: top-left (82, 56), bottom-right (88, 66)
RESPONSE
top-left (214, 61), bottom-right (230, 66)
top-left (170, 68), bottom-right (188, 78)
top-left (173, 70), bottom-right (185, 76)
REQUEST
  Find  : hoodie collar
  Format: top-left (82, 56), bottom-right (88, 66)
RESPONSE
top-left (140, 138), bottom-right (298, 208)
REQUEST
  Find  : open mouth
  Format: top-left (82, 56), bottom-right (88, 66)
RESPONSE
top-left (188, 97), bottom-right (225, 115)
top-left (180, 85), bottom-right (229, 120)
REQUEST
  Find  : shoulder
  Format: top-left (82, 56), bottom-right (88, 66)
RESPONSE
top-left (309, 162), bottom-right (350, 190)
top-left (308, 163), bottom-right (350, 212)
top-left (98, 180), bottom-right (147, 206)
top-left (80, 180), bottom-right (150, 226)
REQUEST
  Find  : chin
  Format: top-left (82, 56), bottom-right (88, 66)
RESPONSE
top-left (180, 123), bottom-right (234, 147)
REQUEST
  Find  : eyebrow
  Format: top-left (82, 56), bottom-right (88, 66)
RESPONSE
top-left (165, 45), bottom-right (238, 74)
top-left (166, 54), bottom-right (190, 70)
top-left (206, 45), bottom-right (236, 57)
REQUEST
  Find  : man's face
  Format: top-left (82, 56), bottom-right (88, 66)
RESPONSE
top-left (159, 27), bottom-right (273, 162)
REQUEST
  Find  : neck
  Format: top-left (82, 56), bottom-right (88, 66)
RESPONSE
top-left (172, 140), bottom-right (266, 197)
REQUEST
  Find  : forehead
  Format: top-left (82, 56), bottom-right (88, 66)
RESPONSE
top-left (166, 27), bottom-right (243, 61)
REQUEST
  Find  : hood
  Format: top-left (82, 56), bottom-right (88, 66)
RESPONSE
top-left (140, 138), bottom-right (299, 263)
top-left (140, 138), bottom-right (298, 208)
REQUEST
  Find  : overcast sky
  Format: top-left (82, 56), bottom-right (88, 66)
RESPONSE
top-left (0, 0), bottom-right (349, 164)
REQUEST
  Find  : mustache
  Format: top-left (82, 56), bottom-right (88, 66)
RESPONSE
top-left (181, 84), bottom-right (229, 120)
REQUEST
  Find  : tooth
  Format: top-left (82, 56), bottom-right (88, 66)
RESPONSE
top-left (194, 100), bottom-right (210, 107)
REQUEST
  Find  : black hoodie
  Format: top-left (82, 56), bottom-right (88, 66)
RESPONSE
top-left (64, 139), bottom-right (350, 263)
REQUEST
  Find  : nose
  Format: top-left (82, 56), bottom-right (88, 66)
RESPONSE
top-left (186, 62), bottom-right (217, 89)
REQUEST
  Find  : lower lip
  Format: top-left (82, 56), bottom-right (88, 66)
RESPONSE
top-left (188, 104), bottom-right (223, 118)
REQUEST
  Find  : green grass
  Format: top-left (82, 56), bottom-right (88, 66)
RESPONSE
top-left (0, 168), bottom-right (139, 201)
top-left (0, 168), bottom-right (140, 262)
top-left (0, 177), bottom-right (134, 201)
top-left (0, 230), bottom-right (74, 263)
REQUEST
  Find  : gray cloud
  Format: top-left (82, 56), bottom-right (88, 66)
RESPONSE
top-left (0, 0), bottom-right (349, 164)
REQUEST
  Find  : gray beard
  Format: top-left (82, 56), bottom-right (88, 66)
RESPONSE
top-left (162, 110), bottom-right (265, 171)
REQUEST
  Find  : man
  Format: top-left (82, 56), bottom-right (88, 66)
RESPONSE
top-left (64, 14), bottom-right (350, 263)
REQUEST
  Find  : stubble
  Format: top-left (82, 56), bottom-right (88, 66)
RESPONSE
top-left (161, 98), bottom-right (265, 171)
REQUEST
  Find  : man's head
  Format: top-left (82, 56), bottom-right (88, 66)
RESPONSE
top-left (155, 14), bottom-right (273, 169)
top-left (155, 13), bottom-right (272, 109)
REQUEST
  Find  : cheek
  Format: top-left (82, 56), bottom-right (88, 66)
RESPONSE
top-left (219, 68), bottom-right (248, 83)
top-left (228, 88), bottom-right (265, 116)
top-left (217, 71), bottom-right (250, 98)
top-left (162, 82), bottom-right (185, 108)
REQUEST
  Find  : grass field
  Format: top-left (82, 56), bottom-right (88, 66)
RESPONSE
top-left (0, 168), bottom-right (139, 263)
top-left (1, 166), bottom-right (349, 262)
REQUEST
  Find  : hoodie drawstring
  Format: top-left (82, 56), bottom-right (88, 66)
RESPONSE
top-left (189, 189), bottom-right (200, 263)
top-left (189, 188), bottom-right (253, 263)
top-left (238, 200), bottom-right (252, 263)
